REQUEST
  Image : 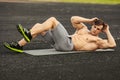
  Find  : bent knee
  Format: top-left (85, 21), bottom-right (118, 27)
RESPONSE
top-left (50, 17), bottom-right (56, 21)
top-left (71, 16), bottom-right (75, 23)
top-left (50, 17), bottom-right (59, 27)
top-left (50, 17), bottom-right (59, 23)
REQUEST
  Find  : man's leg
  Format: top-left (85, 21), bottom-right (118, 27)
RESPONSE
top-left (4, 17), bottom-right (59, 52)
top-left (18, 17), bottom-right (59, 46)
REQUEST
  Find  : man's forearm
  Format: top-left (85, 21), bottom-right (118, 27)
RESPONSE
top-left (106, 30), bottom-right (116, 47)
top-left (71, 16), bottom-right (94, 23)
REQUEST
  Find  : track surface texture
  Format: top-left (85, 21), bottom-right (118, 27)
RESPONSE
top-left (0, 2), bottom-right (120, 80)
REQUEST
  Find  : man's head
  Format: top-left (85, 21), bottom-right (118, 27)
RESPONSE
top-left (90, 19), bottom-right (107, 36)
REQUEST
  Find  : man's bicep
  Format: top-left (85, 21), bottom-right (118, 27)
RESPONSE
top-left (98, 39), bottom-right (110, 49)
top-left (72, 22), bottom-right (87, 29)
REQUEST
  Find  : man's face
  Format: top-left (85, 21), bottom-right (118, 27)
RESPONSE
top-left (90, 25), bottom-right (103, 36)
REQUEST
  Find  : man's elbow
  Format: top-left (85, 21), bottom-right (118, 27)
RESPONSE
top-left (109, 43), bottom-right (117, 48)
top-left (71, 16), bottom-right (78, 20)
top-left (71, 16), bottom-right (79, 23)
top-left (71, 16), bottom-right (76, 23)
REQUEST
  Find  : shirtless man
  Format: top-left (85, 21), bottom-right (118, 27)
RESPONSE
top-left (4, 16), bottom-right (116, 53)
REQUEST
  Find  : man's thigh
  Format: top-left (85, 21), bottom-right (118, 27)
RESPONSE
top-left (51, 23), bottom-right (73, 51)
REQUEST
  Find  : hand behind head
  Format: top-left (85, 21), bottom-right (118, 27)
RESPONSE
top-left (102, 24), bottom-right (109, 32)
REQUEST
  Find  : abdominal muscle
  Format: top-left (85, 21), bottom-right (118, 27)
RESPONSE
top-left (72, 34), bottom-right (99, 51)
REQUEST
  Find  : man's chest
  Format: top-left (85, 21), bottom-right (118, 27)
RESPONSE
top-left (72, 34), bottom-right (99, 51)
top-left (77, 34), bottom-right (98, 42)
top-left (75, 28), bottom-right (89, 35)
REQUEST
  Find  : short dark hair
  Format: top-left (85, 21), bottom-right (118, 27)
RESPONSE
top-left (94, 19), bottom-right (107, 31)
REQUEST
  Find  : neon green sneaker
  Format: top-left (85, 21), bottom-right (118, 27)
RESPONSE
top-left (4, 42), bottom-right (23, 53)
top-left (16, 24), bottom-right (32, 42)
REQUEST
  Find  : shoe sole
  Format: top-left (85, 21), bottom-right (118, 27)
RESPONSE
top-left (3, 42), bottom-right (23, 53)
top-left (17, 24), bottom-right (30, 42)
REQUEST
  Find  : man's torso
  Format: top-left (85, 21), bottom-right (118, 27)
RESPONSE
top-left (72, 28), bottom-right (100, 51)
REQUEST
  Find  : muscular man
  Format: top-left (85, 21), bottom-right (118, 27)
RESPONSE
top-left (4, 16), bottom-right (116, 53)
